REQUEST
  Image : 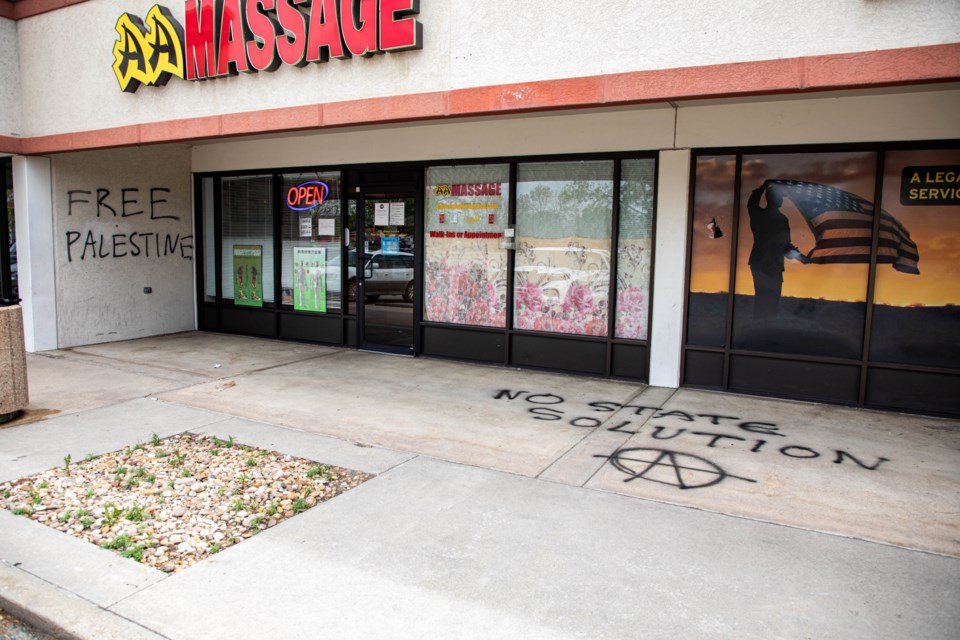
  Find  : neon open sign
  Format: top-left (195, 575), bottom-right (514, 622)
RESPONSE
top-left (287, 181), bottom-right (329, 211)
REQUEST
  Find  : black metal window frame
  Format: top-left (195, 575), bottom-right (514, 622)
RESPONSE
top-left (194, 150), bottom-right (659, 381)
top-left (417, 152), bottom-right (659, 380)
top-left (680, 139), bottom-right (960, 417)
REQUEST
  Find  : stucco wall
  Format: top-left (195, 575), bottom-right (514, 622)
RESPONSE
top-left (13, 0), bottom-right (960, 137)
top-left (192, 87), bottom-right (960, 173)
top-left (0, 17), bottom-right (22, 138)
top-left (52, 145), bottom-right (195, 347)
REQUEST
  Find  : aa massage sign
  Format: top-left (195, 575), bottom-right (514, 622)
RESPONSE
top-left (112, 0), bottom-right (423, 93)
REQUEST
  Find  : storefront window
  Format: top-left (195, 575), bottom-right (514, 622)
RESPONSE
top-left (514, 160), bottom-right (613, 337)
top-left (221, 175), bottom-right (274, 307)
top-left (2, 159), bottom-right (15, 302)
top-left (0, 158), bottom-right (14, 302)
top-left (731, 152), bottom-right (876, 359)
top-left (424, 165), bottom-right (509, 327)
top-left (686, 155), bottom-right (736, 347)
top-left (615, 159), bottom-right (656, 340)
top-left (202, 177), bottom-right (215, 303)
top-left (280, 172), bottom-right (342, 312)
top-left (870, 149), bottom-right (960, 369)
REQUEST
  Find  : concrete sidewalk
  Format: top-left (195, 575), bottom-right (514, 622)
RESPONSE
top-left (1, 332), bottom-right (958, 639)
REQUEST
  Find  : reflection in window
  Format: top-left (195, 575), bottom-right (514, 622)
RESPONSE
top-left (202, 177), bottom-right (215, 303)
top-left (686, 155), bottom-right (736, 347)
top-left (870, 149), bottom-right (960, 369)
top-left (514, 161), bottom-right (613, 337)
top-left (615, 159), bottom-right (656, 340)
top-left (280, 172), bottom-right (342, 312)
top-left (731, 152), bottom-right (876, 359)
top-left (424, 165), bottom-right (509, 327)
top-left (221, 176), bottom-right (273, 307)
top-left (2, 159), bottom-right (15, 302)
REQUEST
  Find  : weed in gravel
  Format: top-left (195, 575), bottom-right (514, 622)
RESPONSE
top-left (181, 469), bottom-right (193, 478)
top-left (245, 456), bottom-right (256, 467)
top-left (210, 543), bottom-right (222, 554)
top-left (151, 432), bottom-right (162, 447)
top-left (63, 454), bottom-right (71, 472)
top-left (125, 504), bottom-right (147, 522)
top-left (84, 489), bottom-right (94, 499)
top-left (85, 453), bottom-right (98, 462)
top-left (122, 545), bottom-right (145, 562)
top-left (292, 498), bottom-right (308, 513)
top-left (170, 450), bottom-right (185, 467)
top-left (101, 534), bottom-right (132, 550)
top-left (102, 503), bottom-right (122, 529)
top-left (12, 507), bottom-right (33, 516)
top-left (38, 481), bottom-right (48, 489)
top-left (146, 474), bottom-right (156, 484)
top-left (231, 499), bottom-right (246, 512)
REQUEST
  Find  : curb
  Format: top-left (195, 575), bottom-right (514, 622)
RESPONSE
top-left (0, 561), bottom-right (166, 640)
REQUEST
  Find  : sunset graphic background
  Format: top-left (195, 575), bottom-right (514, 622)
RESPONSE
top-left (690, 149), bottom-right (960, 308)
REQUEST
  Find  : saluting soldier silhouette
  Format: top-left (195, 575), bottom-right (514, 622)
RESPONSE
top-left (747, 183), bottom-right (792, 319)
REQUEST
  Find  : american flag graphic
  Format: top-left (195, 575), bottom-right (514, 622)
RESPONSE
top-left (765, 180), bottom-right (920, 275)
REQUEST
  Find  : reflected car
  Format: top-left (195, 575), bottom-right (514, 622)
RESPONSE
top-left (347, 250), bottom-right (414, 303)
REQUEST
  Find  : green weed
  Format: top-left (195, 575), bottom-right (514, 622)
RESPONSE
top-left (101, 534), bottom-right (132, 550)
top-left (125, 504), bottom-right (146, 522)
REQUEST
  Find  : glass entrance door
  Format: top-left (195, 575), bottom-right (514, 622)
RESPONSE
top-left (351, 188), bottom-right (418, 354)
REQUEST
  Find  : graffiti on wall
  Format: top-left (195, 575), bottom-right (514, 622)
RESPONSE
top-left (64, 187), bottom-right (193, 262)
top-left (493, 389), bottom-right (890, 490)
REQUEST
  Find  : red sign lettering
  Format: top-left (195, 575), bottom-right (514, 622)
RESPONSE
top-left (286, 181), bottom-right (330, 210)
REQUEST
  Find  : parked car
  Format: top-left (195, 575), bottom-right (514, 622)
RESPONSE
top-left (347, 250), bottom-right (414, 303)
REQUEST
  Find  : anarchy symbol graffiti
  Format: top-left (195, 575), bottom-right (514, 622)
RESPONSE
top-left (595, 447), bottom-right (757, 490)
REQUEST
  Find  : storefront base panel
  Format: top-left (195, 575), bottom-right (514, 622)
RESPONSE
top-left (198, 304), bottom-right (217, 332)
top-left (865, 368), bottom-right (960, 417)
top-left (421, 325), bottom-right (505, 364)
top-left (610, 343), bottom-right (648, 381)
top-left (683, 349), bottom-right (725, 388)
top-left (728, 355), bottom-right (861, 405)
top-left (278, 312), bottom-right (343, 344)
top-left (510, 334), bottom-right (607, 376)
top-left (220, 307), bottom-right (276, 338)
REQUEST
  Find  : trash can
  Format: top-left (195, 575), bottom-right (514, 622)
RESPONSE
top-left (0, 303), bottom-right (28, 424)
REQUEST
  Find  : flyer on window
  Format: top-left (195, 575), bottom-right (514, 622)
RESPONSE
top-left (232, 245), bottom-right (263, 308)
top-left (293, 247), bottom-right (327, 313)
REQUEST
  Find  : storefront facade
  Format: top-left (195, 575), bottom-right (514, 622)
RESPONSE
top-left (2, 0), bottom-right (958, 415)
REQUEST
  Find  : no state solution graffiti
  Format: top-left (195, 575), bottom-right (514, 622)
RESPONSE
top-left (64, 187), bottom-right (193, 262)
top-left (493, 389), bottom-right (890, 490)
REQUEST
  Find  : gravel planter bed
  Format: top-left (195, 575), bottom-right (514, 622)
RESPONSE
top-left (0, 433), bottom-right (373, 572)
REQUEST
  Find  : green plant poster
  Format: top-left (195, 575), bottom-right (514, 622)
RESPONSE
top-left (233, 245), bottom-right (263, 307)
top-left (294, 247), bottom-right (326, 313)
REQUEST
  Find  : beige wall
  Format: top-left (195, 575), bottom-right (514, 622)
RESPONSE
top-left (52, 145), bottom-right (195, 347)
top-left (12, 0), bottom-right (960, 137)
top-left (0, 17), bottom-right (21, 138)
top-left (192, 87), bottom-right (960, 173)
